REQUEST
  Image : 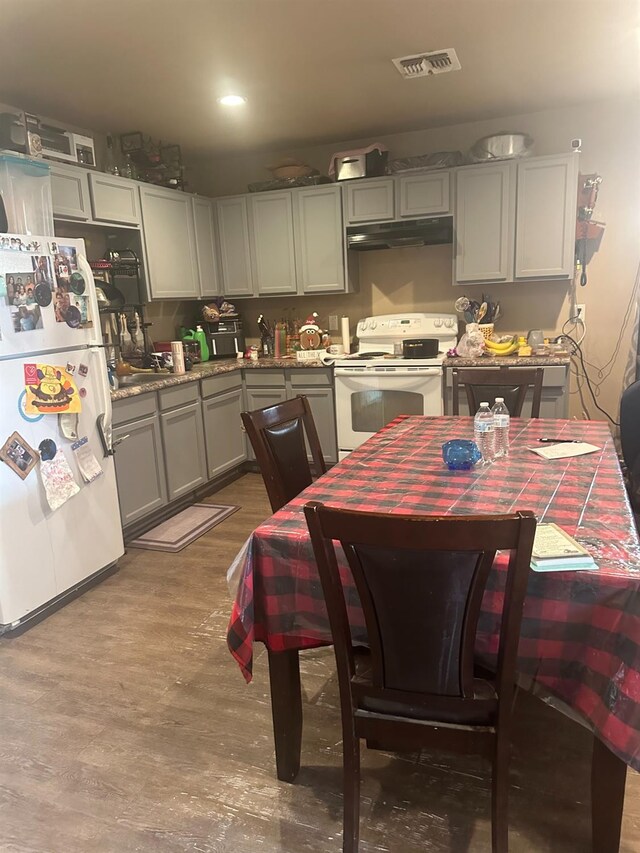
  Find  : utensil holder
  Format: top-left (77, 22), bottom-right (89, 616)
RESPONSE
top-left (478, 323), bottom-right (494, 340)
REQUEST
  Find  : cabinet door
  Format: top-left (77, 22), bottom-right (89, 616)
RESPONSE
top-left (88, 173), bottom-right (140, 226)
top-left (398, 172), bottom-right (450, 217)
top-left (51, 163), bottom-right (91, 221)
top-left (249, 192), bottom-right (297, 295)
top-left (345, 178), bottom-right (395, 223)
top-left (293, 386), bottom-right (337, 464)
top-left (515, 155), bottom-right (578, 279)
top-left (294, 186), bottom-right (345, 293)
top-left (192, 196), bottom-right (220, 297)
top-left (455, 163), bottom-right (515, 283)
top-left (160, 401), bottom-right (207, 501)
top-left (113, 415), bottom-right (167, 526)
top-left (202, 388), bottom-right (247, 478)
top-left (244, 386), bottom-right (288, 460)
top-left (139, 186), bottom-right (199, 299)
top-left (216, 196), bottom-right (255, 296)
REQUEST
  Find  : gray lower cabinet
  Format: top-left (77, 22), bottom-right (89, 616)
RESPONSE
top-left (113, 413), bottom-right (168, 526)
top-left (202, 373), bottom-right (247, 480)
top-left (160, 400), bottom-right (207, 501)
top-left (244, 368), bottom-right (337, 464)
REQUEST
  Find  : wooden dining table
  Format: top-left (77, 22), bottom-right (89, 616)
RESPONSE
top-left (227, 416), bottom-right (640, 852)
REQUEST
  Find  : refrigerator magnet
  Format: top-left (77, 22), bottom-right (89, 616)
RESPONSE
top-left (66, 362), bottom-right (76, 375)
top-left (59, 413), bottom-right (79, 441)
top-left (38, 438), bottom-right (57, 462)
top-left (34, 282), bottom-right (52, 307)
top-left (79, 387), bottom-right (87, 398)
top-left (0, 431), bottom-right (38, 480)
top-left (71, 436), bottom-right (103, 483)
top-left (69, 272), bottom-right (86, 295)
top-left (24, 364), bottom-right (82, 415)
top-left (78, 363), bottom-right (89, 377)
top-left (17, 390), bottom-right (44, 423)
top-left (40, 451), bottom-right (80, 511)
top-left (65, 305), bottom-right (82, 329)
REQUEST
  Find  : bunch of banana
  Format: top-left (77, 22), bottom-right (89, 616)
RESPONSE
top-left (484, 335), bottom-right (519, 356)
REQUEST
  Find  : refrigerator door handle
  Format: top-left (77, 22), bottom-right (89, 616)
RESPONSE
top-left (96, 412), bottom-right (126, 457)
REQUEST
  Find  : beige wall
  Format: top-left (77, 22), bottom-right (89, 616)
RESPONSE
top-left (192, 96), bottom-right (640, 423)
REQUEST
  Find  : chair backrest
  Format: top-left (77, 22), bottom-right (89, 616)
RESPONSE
top-left (452, 367), bottom-right (544, 417)
top-left (242, 395), bottom-right (327, 513)
top-left (620, 379), bottom-right (640, 471)
top-left (304, 502), bottom-right (536, 722)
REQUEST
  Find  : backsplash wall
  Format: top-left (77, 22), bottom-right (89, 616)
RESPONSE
top-left (237, 244), bottom-right (570, 346)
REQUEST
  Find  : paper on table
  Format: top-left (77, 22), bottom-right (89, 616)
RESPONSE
top-left (532, 523), bottom-right (589, 559)
top-left (529, 442), bottom-right (600, 459)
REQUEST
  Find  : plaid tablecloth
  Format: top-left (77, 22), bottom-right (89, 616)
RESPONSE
top-left (227, 416), bottom-right (640, 771)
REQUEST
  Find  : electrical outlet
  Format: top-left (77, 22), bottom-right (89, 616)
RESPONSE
top-left (575, 304), bottom-right (586, 324)
top-left (328, 314), bottom-right (339, 331)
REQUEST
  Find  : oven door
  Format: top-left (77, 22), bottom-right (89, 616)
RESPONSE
top-left (335, 367), bottom-right (443, 453)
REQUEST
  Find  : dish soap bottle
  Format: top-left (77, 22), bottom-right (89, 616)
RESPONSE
top-left (193, 325), bottom-right (209, 362)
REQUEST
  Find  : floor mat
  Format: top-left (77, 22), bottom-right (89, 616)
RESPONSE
top-left (128, 503), bottom-right (240, 552)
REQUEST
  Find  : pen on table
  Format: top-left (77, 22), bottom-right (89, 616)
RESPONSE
top-left (537, 438), bottom-right (581, 443)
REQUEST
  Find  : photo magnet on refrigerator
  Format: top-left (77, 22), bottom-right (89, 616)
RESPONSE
top-left (0, 431), bottom-right (38, 480)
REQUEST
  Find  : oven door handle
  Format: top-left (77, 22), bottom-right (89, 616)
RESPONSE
top-left (335, 367), bottom-right (442, 377)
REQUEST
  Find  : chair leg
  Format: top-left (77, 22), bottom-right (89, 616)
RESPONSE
top-left (491, 736), bottom-right (510, 853)
top-left (343, 732), bottom-right (361, 853)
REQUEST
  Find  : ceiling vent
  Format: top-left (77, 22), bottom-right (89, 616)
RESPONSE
top-left (392, 48), bottom-right (461, 79)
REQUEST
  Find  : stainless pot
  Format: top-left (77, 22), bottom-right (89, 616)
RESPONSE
top-left (470, 132), bottom-right (533, 162)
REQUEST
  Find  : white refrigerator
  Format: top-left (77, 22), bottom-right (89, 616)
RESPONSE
top-left (0, 234), bottom-right (123, 632)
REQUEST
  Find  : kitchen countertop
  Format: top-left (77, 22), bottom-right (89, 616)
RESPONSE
top-left (111, 354), bottom-right (571, 402)
top-left (443, 355), bottom-right (570, 367)
top-left (111, 357), bottom-right (329, 402)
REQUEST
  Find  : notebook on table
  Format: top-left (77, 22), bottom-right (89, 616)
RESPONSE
top-left (530, 523), bottom-right (598, 572)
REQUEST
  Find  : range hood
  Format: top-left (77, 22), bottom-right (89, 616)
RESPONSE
top-left (346, 216), bottom-right (453, 251)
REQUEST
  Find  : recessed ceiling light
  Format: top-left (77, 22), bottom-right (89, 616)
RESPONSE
top-left (217, 95), bottom-right (247, 106)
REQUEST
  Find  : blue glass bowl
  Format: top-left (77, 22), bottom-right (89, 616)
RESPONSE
top-left (442, 439), bottom-right (482, 470)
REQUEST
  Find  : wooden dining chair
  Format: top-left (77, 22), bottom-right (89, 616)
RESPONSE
top-left (242, 395), bottom-right (327, 513)
top-left (452, 366), bottom-right (544, 417)
top-left (304, 501), bottom-right (537, 853)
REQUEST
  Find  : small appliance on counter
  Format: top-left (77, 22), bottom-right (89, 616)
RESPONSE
top-left (202, 318), bottom-right (245, 359)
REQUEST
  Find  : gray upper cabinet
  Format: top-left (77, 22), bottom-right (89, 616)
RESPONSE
top-left (397, 171), bottom-right (451, 217)
top-left (51, 163), bottom-right (91, 221)
top-left (294, 186), bottom-right (345, 294)
top-left (515, 154), bottom-right (579, 279)
top-left (89, 173), bottom-right (140, 226)
top-left (249, 192), bottom-right (297, 295)
top-left (113, 413), bottom-right (167, 526)
top-left (345, 178), bottom-right (395, 223)
top-left (454, 162), bottom-right (515, 283)
top-left (192, 196), bottom-right (221, 297)
top-left (160, 400), bottom-right (207, 501)
top-left (139, 185), bottom-right (199, 299)
top-left (216, 196), bottom-right (255, 297)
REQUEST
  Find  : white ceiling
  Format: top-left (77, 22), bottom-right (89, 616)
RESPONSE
top-left (2, 0), bottom-right (639, 156)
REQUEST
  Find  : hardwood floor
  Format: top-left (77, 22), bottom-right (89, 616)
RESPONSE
top-left (0, 473), bottom-right (638, 852)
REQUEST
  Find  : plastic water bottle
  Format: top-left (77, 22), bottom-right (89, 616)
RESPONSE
top-left (474, 402), bottom-right (495, 464)
top-left (492, 397), bottom-right (510, 458)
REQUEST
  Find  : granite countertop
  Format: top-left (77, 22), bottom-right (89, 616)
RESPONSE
top-left (443, 355), bottom-right (570, 367)
top-left (111, 356), bottom-right (329, 402)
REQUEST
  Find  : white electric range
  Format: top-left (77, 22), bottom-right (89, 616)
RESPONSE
top-left (334, 312), bottom-right (458, 459)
